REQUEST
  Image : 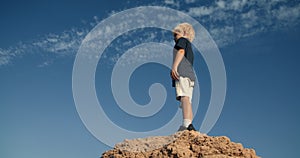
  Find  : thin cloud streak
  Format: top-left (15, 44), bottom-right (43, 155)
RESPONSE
top-left (0, 0), bottom-right (299, 66)
top-left (0, 27), bottom-right (90, 66)
top-left (184, 0), bottom-right (300, 46)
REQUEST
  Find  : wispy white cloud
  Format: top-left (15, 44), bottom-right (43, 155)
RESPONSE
top-left (183, 0), bottom-right (300, 46)
top-left (184, 0), bottom-right (196, 4)
top-left (0, 49), bottom-right (12, 66)
top-left (0, 1), bottom-right (299, 67)
top-left (99, 29), bottom-right (172, 66)
top-left (272, 4), bottom-right (300, 24)
top-left (37, 60), bottom-right (53, 68)
top-left (188, 6), bottom-right (214, 17)
top-left (0, 44), bottom-right (26, 66)
top-left (32, 28), bottom-right (89, 55)
top-left (0, 26), bottom-right (90, 67)
top-left (163, 0), bottom-right (180, 8)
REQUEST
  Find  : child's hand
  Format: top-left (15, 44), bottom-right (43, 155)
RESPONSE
top-left (171, 69), bottom-right (179, 80)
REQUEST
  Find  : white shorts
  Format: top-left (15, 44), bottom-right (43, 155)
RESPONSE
top-left (175, 77), bottom-right (194, 107)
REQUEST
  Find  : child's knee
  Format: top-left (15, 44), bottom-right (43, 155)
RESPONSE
top-left (180, 96), bottom-right (190, 102)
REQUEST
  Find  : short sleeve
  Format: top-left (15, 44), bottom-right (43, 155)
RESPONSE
top-left (174, 38), bottom-right (187, 50)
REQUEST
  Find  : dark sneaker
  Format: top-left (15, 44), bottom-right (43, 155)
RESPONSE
top-left (187, 124), bottom-right (196, 131)
top-left (177, 125), bottom-right (187, 131)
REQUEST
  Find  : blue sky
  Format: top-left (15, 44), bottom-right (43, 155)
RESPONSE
top-left (1, 0), bottom-right (300, 157)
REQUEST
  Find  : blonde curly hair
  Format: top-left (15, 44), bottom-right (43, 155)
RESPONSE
top-left (172, 22), bottom-right (195, 42)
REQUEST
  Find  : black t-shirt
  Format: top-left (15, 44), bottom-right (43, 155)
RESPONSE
top-left (173, 37), bottom-right (196, 82)
top-left (174, 37), bottom-right (194, 66)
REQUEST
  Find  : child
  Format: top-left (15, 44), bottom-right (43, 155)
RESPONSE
top-left (171, 23), bottom-right (196, 131)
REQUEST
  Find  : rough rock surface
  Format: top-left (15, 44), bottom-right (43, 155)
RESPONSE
top-left (101, 130), bottom-right (259, 158)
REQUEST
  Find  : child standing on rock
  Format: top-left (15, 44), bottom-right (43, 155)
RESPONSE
top-left (171, 23), bottom-right (196, 131)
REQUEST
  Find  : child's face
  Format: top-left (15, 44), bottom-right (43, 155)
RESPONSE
top-left (173, 32), bottom-right (182, 42)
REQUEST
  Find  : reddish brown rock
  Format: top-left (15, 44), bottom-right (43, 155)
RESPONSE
top-left (101, 130), bottom-right (259, 158)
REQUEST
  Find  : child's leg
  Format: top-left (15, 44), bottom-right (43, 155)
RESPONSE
top-left (181, 96), bottom-right (193, 126)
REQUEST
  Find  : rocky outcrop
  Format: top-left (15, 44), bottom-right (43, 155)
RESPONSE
top-left (101, 130), bottom-right (259, 158)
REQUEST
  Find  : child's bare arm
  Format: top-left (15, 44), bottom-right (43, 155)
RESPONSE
top-left (171, 49), bottom-right (185, 80)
